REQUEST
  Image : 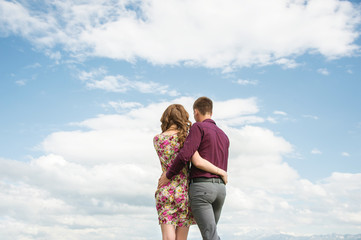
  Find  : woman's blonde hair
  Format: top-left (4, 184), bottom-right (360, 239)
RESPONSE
top-left (161, 104), bottom-right (192, 147)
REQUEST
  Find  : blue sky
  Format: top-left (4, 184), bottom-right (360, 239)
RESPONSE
top-left (1, 0), bottom-right (361, 239)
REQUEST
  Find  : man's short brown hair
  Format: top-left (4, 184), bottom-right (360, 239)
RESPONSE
top-left (193, 96), bottom-right (213, 115)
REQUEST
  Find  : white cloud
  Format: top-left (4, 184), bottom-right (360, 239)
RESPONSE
top-left (220, 116), bottom-right (265, 126)
top-left (311, 148), bottom-right (322, 154)
top-left (267, 117), bottom-right (278, 124)
top-left (303, 114), bottom-right (319, 120)
top-left (1, 97), bottom-right (361, 238)
top-left (317, 68), bottom-right (330, 75)
top-left (0, 0), bottom-right (54, 39)
top-left (226, 125), bottom-right (296, 192)
top-left (45, 50), bottom-right (62, 64)
top-left (274, 110), bottom-right (287, 116)
top-left (234, 79), bottom-right (258, 86)
top-left (25, 62), bottom-right (42, 69)
top-left (342, 152), bottom-right (350, 157)
top-left (105, 100), bottom-right (143, 112)
top-left (86, 75), bottom-right (130, 92)
top-left (79, 68), bottom-right (179, 96)
top-left (15, 79), bottom-right (27, 86)
top-left (214, 98), bottom-right (260, 119)
top-left (1, 0), bottom-right (360, 69)
top-left (213, 98), bottom-right (264, 126)
top-left (275, 58), bottom-right (299, 69)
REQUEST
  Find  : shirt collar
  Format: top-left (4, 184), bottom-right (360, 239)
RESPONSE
top-left (203, 118), bottom-right (216, 124)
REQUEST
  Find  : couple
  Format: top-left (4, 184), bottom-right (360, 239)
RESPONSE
top-left (154, 97), bottom-right (230, 240)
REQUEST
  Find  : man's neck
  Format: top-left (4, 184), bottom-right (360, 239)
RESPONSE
top-left (198, 115), bottom-right (212, 122)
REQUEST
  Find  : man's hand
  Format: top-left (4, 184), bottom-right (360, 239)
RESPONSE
top-left (158, 172), bottom-right (170, 188)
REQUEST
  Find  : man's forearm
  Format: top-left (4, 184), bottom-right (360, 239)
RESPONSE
top-left (166, 152), bottom-right (187, 179)
top-left (166, 123), bottom-right (202, 179)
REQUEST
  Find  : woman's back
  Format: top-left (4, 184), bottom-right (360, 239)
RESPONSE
top-left (154, 132), bottom-right (195, 227)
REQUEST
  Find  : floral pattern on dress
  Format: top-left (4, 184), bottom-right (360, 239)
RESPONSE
top-left (154, 133), bottom-right (196, 227)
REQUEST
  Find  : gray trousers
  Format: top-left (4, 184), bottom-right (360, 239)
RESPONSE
top-left (189, 181), bottom-right (226, 240)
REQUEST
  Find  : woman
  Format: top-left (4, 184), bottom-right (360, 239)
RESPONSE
top-left (154, 104), bottom-right (227, 240)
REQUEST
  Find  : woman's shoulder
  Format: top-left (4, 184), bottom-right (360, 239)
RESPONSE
top-left (154, 132), bottom-right (179, 143)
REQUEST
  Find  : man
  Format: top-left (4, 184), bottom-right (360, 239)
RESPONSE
top-left (158, 96), bottom-right (230, 240)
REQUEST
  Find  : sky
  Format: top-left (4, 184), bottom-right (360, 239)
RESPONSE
top-left (0, 0), bottom-right (361, 239)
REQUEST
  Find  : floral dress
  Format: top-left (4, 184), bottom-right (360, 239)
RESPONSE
top-left (154, 133), bottom-right (196, 227)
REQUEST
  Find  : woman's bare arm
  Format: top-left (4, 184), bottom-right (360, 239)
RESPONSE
top-left (191, 151), bottom-right (228, 184)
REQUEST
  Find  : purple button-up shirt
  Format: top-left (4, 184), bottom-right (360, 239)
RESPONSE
top-left (166, 119), bottom-right (229, 180)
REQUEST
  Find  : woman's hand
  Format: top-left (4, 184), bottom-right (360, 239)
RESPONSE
top-left (218, 168), bottom-right (228, 185)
